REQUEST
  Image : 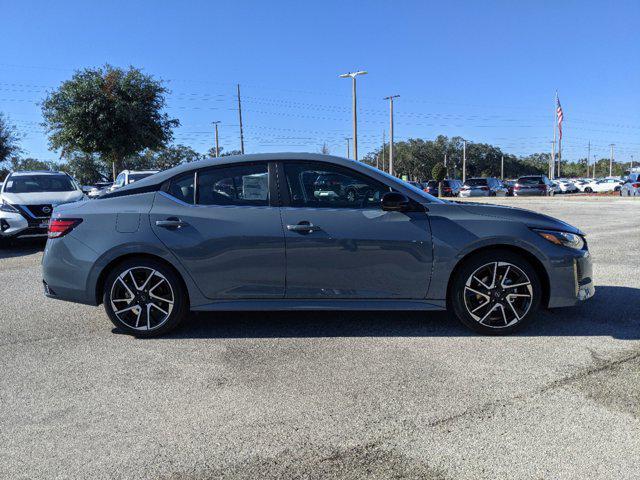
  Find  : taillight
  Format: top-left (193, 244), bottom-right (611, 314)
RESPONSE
top-left (480, 186), bottom-right (489, 191)
top-left (514, 185), bottom-right (521, 190)
top-left (633, 183), bottom-right (640, 188)
top-left (48, 218), bottom-right (82, 239)
top-left (443, 187), bottom-right (452, 191)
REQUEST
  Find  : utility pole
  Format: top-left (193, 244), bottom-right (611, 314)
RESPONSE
top-left (631, 155), bottom-right (634, 170)
top-left (339, 71), bottom-right (367, 160)
top-left (212, 121), bottom-right (220, 157)
top-left (501, 155), bottom-right (504, 180)
top-left (444, 153), bottom-right (448, 177)
top-left (237, 84), bottom-right (245, 154)
top-left (586, 141), bottom-right (591, 177)
top-left (381, 130), bottom-right (386, 172)
top-left (609, 144), bottom-right (615, 176)
top-left (550, 140), bottom-right (556, 179)
top-left (462, 140), bottom-right (467, 183)
top-left (345, 137), bottom-right (351, 159)
top-left (384, 95), bottom-right (400, 176)
top-left (593, 155), bottom-right (597, 178)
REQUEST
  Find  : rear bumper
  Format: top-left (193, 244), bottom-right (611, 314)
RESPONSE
top-left (514, 190), bottom-right (547, 196)
top-left (459, 191), bottom-right (489, 197)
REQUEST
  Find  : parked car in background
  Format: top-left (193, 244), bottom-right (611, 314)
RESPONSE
top-left (514, 175), bottom-right (554, 196)
top-left (405, 181), bottom-right (423, 189)
top-left (574, 179), bottom-right (591, 192)
top-left (0, 170), bottom-right (84, 245)
top-left (620, 173), bottom-right (640, 197)
top-left (556, 179), bottom-right (579, 194)
top-left (108, 170), bottom-right (159, 193)
top-left (459, 177), bottom-right (508, 197)
top-left (424, 180), bottom-right (462, 197)
top-left (504, 180), bottom-right (516, 196)
top-left (583, 178), bottom-right (623, 193)
top-left (87, 181), bottom-right (114, 199)
top-left (41, 153), bottom-right (594, 337)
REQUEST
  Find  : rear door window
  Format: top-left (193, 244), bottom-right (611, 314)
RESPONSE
top-left (197, 163), bottom-right (269, 206)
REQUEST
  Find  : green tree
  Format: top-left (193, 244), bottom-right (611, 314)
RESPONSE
top-left (431, 162), bottom-right (446, 197)
top-left (41, 65), bottom-right (179, 180)
top-left (128, 145), bottom-right (202, 171)
top-left (60, 153), bottom-right (108, 184)
top-left (0, 114), bottom-right (21, 165)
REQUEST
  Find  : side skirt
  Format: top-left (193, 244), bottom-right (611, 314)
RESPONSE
top-left (191, 299), bottom-right (447, 312)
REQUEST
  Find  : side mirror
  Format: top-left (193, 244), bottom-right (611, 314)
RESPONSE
top-left (381, 192), bottom-right (410, 212)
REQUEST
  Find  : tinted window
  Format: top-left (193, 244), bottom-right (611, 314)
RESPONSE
top-left (465, 178), bottom-right (488, 186)
top-left (128, 173), bottom-right (155, 183)
top-left (284, 162), bottom-right (391, 209)
top-left (518, 176), bottom-right (544, 185)
top-left (197, 163), bottom-right (269, 206)
top-left (168, 173), bottom-right (195, 205)
top-left (4, 175), bottom-right (76, 193)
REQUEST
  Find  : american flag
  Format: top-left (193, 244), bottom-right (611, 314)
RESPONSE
top-left (556, 96), bottom-right (564, 140)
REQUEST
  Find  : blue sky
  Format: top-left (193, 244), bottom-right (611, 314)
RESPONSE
top-left (1, 0), bottom-right (638, 163)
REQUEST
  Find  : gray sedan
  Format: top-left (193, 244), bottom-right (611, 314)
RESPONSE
top-left (42, 153), bottom-right (594, 336)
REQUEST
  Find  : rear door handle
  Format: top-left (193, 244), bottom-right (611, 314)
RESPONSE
top-left (286, 221), bottom-right (318, 233)
top-left (155, 218), bottom-right (188, 229)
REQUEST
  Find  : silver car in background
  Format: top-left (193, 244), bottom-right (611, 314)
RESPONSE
top-left (42, 153), bottom-right (594, 337)
top-left (459, 177), bottom-right (507, 197)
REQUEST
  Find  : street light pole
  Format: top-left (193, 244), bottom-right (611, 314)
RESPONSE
top-left (383, 95), bottom-right (400, 176)
top-left (212, 121), bottom-right (221, 157)
top-left (237, 84), bottom-right (245, 154)
top-left (501, 155), bottom-right (504, 180)
top-left (345, 137), bottom-right (351, 158)
top-left (462, 140), bottom-right (467, 183)
top-left (586, 141), bottom-right (591, 177)
top-left (339, 71), bottom-right (367, 160)
top-left (609, 144), bottom-right (615, 176)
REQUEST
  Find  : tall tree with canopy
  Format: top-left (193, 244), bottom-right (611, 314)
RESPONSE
top-left (41, 65), bottom-right (179, 179)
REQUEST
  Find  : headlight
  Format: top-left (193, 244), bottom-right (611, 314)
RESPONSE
top-left (0, 200), bottom-right (19, 213)
top-left (533, 229), bottom-right (585, 250)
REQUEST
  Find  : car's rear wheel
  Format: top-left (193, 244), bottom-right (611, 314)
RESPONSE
top-left (449, 251), bottom-right (542, 335)
top-left (584, 187), bottom-right (593, 193)
top-left (103, 258), bottom-right (188, 337)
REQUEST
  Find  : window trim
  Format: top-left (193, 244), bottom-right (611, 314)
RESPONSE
top-left (161, 161), bottom-right (274, 208)
top-left (277, 159), bottom-right (393, 210)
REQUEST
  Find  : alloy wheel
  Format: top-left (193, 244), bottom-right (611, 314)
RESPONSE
top-left (463, 261), bottom-right (533, 329)
top-left (109, 267), bottom-right (175, 331)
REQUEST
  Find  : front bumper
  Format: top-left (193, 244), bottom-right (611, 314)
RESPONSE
top-left (547, 248), bottom-right (594, 308)
top-left (0, 210), bottom-right (49, 239)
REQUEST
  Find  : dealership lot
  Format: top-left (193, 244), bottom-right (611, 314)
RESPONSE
top-left (0, 197), bottom-right (638, 479)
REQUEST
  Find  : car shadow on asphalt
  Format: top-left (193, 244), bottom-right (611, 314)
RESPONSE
top-left (0, 239), bottom-right (46, 259)
top-left (153, 285), bottom-right (639, 340)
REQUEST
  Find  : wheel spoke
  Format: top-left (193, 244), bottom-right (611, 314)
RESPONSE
top-left (490, 262), bottom-right (498, 288)
top-left (479, 303), bottom-right (500, 324)
top-left (471, 299), bottom-right (490, 313)
top-left (499, 304), bottom-right (508, 325)
top-left (129, 270), bottom-right (141, 291)
top-left (504, 281), bottom-right (530, 289)
top-left (134, 307), bottom-right (142, 328)
top-left (150, 302), bottom-right (169, 316)
top-left (150, 290), bottom-right (174, 304)
top-left (506, 299), bottom-right (521, 321)
top-left (146, 304), bottom-right (152, 330)
top-left (500, 265), bottom-right (511, 288)
top-left (139, 269), bottom-right (156, 291)
top-left (115, 304), bottom-right (139, 315)
top-left (465, 286), bottom-right (490, 299)
top-left (473, 275), bottom-right (492, 290)
top-left (117, 276), bottom-right (135, 300)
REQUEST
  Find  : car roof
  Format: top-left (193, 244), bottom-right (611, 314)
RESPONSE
top-left (106, 152), bottom-right (447, 204)
top-left (122, 170), bottom-right (160, 175)
top-left (9, 170), bottom-right (68, 176)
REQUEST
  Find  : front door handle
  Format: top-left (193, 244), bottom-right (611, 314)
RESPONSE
top-left (286, 221), bottom-right (318, 233)
top-left (156, 218), bottom-right (188, 229)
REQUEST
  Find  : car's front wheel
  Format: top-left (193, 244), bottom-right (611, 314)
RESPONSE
top-left (103, 258), bottom-right (188, 337)
top-left (449, 251), bottom-right (542, 335)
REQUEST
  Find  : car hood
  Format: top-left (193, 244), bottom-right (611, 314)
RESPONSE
top-left (1, 191), bottom-right (84, 206)
top-left (453, 202), bottom-right (584, 235)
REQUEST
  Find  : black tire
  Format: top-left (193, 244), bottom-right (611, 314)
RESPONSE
top-left (103, 258), bottom-right (189, 337)
top-left (584, 187), bottom-right (593, 193)
top-left (449, 250), bottom-right (542, 335)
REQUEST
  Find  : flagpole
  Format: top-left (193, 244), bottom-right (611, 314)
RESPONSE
top-left (551, 91), bottom-right (557, 179)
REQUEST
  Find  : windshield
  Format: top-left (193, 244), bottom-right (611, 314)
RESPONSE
top-left (128, 173), bottom-right (155, 183)
top-left (517, 176), bottom-right (543, 185)
top-left (465, 179), bottom-right (488, 186)
top-left (3, 175), bottom-right (77, 193)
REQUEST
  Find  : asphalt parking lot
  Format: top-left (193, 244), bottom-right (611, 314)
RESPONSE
top-left (0, 196), bottom-right (638, 480)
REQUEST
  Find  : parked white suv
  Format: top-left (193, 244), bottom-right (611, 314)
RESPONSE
top-left (108, 170), bottom-right (159, 193)
top-left (0, 171), bottom-right (84, 244)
